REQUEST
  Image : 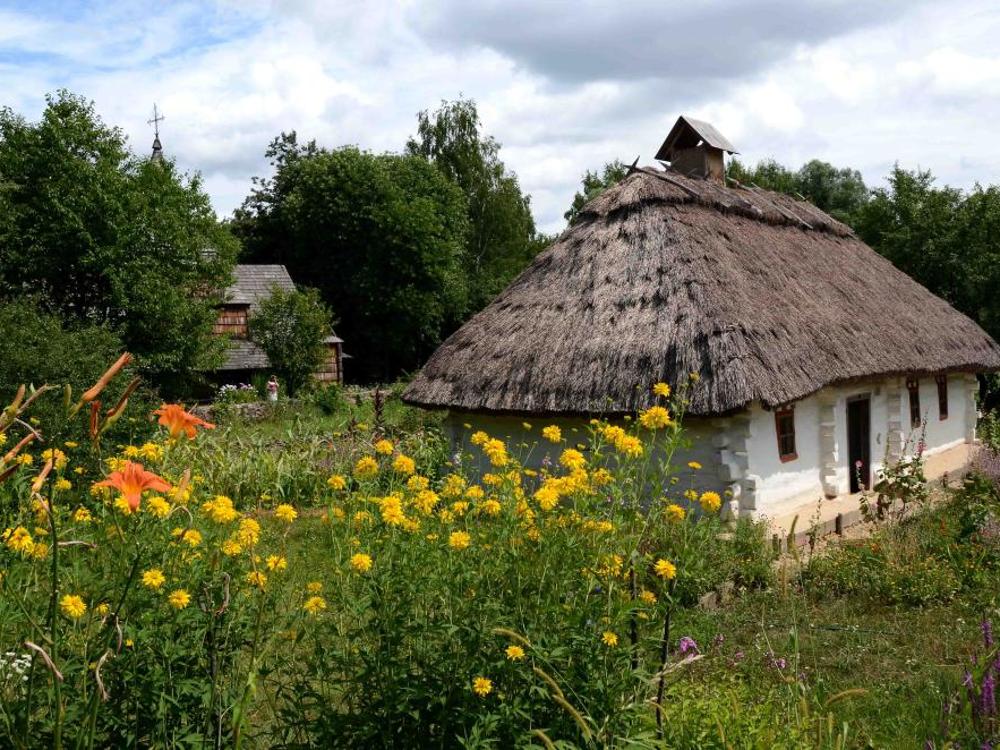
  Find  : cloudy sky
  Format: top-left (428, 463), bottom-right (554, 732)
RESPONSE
top-left (2, 0), bottom-right (999, 234)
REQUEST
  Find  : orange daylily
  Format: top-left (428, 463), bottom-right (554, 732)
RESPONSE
top-left (80, 353), bottom-right (133, 404)
top-left (153, 404), bottom-right (215, 440)
top-left (94, 461), bottom-right (172, 512)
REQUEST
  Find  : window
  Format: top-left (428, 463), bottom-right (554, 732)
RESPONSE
top-left (774, 407), bottom-right (797, 462)
top-left (906, 378), bottom-right (921, 428)
top-left (936, 374), bottom-right (948, 420)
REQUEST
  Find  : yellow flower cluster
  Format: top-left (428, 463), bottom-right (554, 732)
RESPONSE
top-left (3, 526), bottom-right (35, 556)
top-left (350, 552), bottom-right (373, 572)
top-left (327, 474), bottom-right (347, 491)
top-left (374, 439), bottom-right (394, 455)
top-left (392, 454), bottom-right (416, 475)
top-left (142, 569), bottom-right (166, 590)
top-left (653, 382), bottom-right (671, 398)
top-left (354, 456), bottom-right (378, 479)
top-left (541, 425), bottom-right (562, 443)
top-left (699, 491), bottom-right (722, 514)
top-left (202, 495), bottom-right (239, 524)
top-left (448, 531), bottom-right (471, 551)
top-left (274, 504), bottom-right (298, 523)
top-left (600, 425), bottom-right (643, 458)
top-left (60, 594), bottom-right (87, 619)
top-left (638, 405), bottom-right (672, 430)
top-left (481, 439), bottom-right (509, 468)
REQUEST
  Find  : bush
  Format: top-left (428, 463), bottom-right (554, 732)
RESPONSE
top-left (0, 298), bottom-right (155, 446)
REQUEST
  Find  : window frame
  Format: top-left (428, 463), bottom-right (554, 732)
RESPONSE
top-left (774, 406), bottom-right (797, 463)
top-left (906, 377), bottom-right (921, 428)
top-left (936, 374), bottom-right (948, 420)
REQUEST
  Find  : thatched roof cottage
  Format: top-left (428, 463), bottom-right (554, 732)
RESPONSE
top-left (404, 116), bottom-right (1000, 525)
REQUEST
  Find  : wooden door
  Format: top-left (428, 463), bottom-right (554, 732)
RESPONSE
top-left (847, 397), bottom-right (871, 493)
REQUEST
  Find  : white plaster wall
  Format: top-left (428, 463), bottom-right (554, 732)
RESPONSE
top-left (441, 374), bottom-right (978, 520)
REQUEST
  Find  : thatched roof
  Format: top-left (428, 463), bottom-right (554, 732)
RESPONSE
top-left (404, 166), bottom-right (1000, 417)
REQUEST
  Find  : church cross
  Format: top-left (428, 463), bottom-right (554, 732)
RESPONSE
top-left (147, 104), bottom-right (165, 138)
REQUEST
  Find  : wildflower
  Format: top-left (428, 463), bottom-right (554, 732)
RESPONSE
top-left (95, 603), bottom-right (110, 616)
top-left (374, 439), bottom-right (394, 455)
top-left (380, 495), bottom-right (406, 526)
top-left (350, 552), bottom-right (373, 573)
top-left (153, 404), bottom-right (215, 440)
top-left (559, 448), bottom-right (586, 472)
top-left (221, 539), bottom-right (243, 556)
top-left (172, 527), bottom-right (202, 547)
top-left (470, 431), bottom-right (489, 446)
top-left (541, 425), bottom-right (562, 443)
top-left (31, 542), bottom-right (49, 560)
top-left (448, 531), bottom-right (471, 551)
top-left (141, 569), bottom-right (166, 590)
top-left (167, 590), bottom-right (191, 610)
top-left (687, 461), bottom-right (702, 470)
top-left (678, 636), bottom-right (699, 655)
top-left (638, 405), bottom-right (672, 430)
top-left (60, 594), bottom-right (87, 620)
top-left (654, 558), bottom-right (677, 580)
top-left (505, 645), bottom-right (526, 661)
top-left (113, 496), bottom-right (134, 515)
top-left (534, 483), bottom-right (560, 512)
top-left (653, 382), bottom-right (671, 398)
top-left (327, 474), bottom-right (347, 491)
top-left (140, 442), bottom-right (163, 462)
top-left (54, 477), bottom-right (72, 492)
top-left (602, 631), bottom-right (619, 647)
top-left (683, 488), bottom-right (698, 502)
top-left (699, 491), bottom-right (722, 514)
top-left (202, 495), bottom-right (239, 524)
top-left (266, 555), bottom-right (288, 571)
top-left (392, 454), bottom-right (416, 475)
top-left (73, 507), bottom-right (92, 523)
top-left (274, 504), bottom-right (298, 524)
top-left (41, 448), bottom-right (68, 470)
top-left (246, 571), bottom-right (267, 589)
top-left (354, 456), bottom-right (378, 479)
top-left (591, 468), bottom-right (613, 486)
top-left (465, 485), bottom-right (485, 500)
top-left (482, 499), bottom-right (502, 516)
top-left (303, 595), bottom-right (327, 615)
top-left (306, 581), bottom-right (323, 594)
top-left (472, 676), bottom-right (493, 697)
top-left (16, 453), bottom-right (33, 466)
top-left (3, 527), bottom-right (34, 556)
top-left (146, 496), bottom-right (171, 518)
top-left (413, 489), bottom-right (440, 515)
top-left (407, 474), bottom-right (430, 492)
top-left (94, 461), bottom-right (171, 512)
top-left (639, 589), bottom-right (657, 605)
top-left (237, 517), bottom-right (261, 546)
top-left (665, 504), bottom-right (686, 523)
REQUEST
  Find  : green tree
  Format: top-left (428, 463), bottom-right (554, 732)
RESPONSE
top-left (407, 98), bottom-right (540, 310)
top-left (249, 286), bottom-right (332, 395)
top-left (564, 160), bottom-right (629, 224)
top-left (233, 138), bottom-right (469, 382)
top-left (0, 91), bottom-right (238, 394)
top-left (727, 157), bottom-right (868, 225)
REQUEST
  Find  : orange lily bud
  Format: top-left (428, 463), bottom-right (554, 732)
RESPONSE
top-left (2, 433), bottom-right (36, 465)
top-left (31, 458), bottom-right (54, 494)
top-left (80, 353), bottom-right (133, 404)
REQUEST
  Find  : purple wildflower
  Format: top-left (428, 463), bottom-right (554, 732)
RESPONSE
top-left (712, 634), bottom-right (725, 648)
top-left (983, 620), bottom-right (994, 649)
top-left (677, 636), bottom-right (699, 655)
top-left (982, 670), bottom-right (996, 716)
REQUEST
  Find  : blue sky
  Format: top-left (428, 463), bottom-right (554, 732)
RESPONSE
top-left (2, 1), bottom-right (1000, 233)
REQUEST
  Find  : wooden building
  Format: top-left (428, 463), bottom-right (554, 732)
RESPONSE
top-left (212, 264), bottom-right (344, 385)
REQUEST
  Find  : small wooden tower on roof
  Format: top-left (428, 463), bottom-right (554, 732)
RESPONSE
top-left (655, 115), bottom-right (738, 182)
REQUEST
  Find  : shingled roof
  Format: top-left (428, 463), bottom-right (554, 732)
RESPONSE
top-left (404, 166), bottom-right (1000, 417)
top-left (223, 265), bottom-right (296, 311)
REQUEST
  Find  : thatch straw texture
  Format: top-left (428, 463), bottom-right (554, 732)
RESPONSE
top-left (404, 167), bottom-right (1000, 417)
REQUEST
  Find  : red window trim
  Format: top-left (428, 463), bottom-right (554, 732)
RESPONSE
top-left (936, 374), bottom-right (948, 420)
top-left (774, 407), bottom-right (797, 463)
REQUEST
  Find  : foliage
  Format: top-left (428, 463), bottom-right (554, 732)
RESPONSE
top-left (0, 362), bottom-right (789, 747)
top-left (0, 299), bottom-right (152, 446)
top-left (726, 157), bottom-right (868, 225)
top-left (0, 91), bottom-right (238, 393)
top-left (407, 98), bottom-right (543, 312)
top-left (249, 286), bottom-right (332, 395)
top-left (233, 136), bottom-right (469, 382)
top-left (216, 383), bottom-right (258, 406)
top-left (564, 160), bottom-right (630, 224)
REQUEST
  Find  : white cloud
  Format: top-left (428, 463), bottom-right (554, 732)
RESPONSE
top-left (2, 0), bottom-right (999, 235)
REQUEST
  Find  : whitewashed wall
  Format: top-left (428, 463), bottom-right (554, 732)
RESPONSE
top-left (440, 373), bottom-right (978, 519)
